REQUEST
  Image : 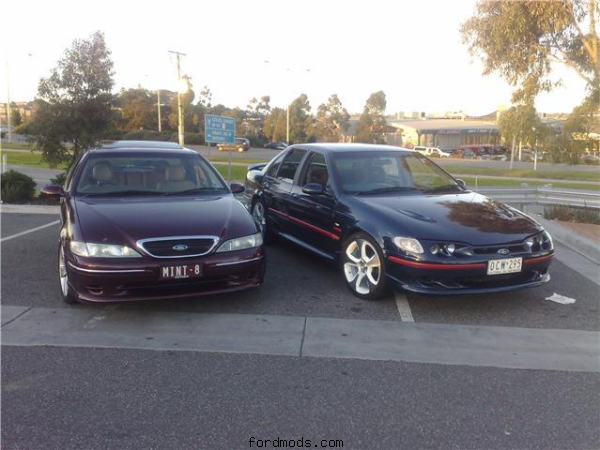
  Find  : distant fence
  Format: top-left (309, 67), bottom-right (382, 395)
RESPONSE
top-left (479, 187), bottom-right (600, 211)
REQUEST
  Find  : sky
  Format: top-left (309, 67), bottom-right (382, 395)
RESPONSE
top-left (0, 0), bottom-right (586, 116)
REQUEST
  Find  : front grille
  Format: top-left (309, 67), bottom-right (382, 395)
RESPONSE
top-left (472, 243), bottom-right (529, 256)
top-left (138, 236), bottom-right (218, 258)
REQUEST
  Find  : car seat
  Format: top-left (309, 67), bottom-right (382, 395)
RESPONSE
top-left (157, 165), bottom-right (195, 192)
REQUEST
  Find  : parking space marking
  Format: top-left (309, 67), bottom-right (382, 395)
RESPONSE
top-left (83, 315), bottom-right (107, 330)
top-left (1, 220), bottom-right (60, 243)
top-left (82, 304), bottom-right (121, 329)
top-left (394, 292), bottom-right (414, 322)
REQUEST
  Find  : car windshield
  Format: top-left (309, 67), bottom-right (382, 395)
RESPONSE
top-left (74, 152), bottom-right (228, 196)
top-left (332, 151), bottom-right (460, 195)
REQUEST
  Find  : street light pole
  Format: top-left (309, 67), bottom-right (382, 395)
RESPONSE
top-left (168, 50), bottom-right (186, 146)
top-left (5, 61), bottom-right (12, 143)
top-left (286, 105), bottom-right (290, 143)
top-left (157, 89), bottom-right (162, 132)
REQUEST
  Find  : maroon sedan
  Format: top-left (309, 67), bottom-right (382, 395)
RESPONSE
top-left (42, 141), bottom-right (265, 304)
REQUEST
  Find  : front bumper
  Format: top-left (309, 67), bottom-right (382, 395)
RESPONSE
top-left (386, 253), bottom-right (554, 295)
top-left (66, 247), bottom-right (265, 303)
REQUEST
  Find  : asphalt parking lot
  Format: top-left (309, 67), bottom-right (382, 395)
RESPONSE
top-left (2, 210), bottom-right (599, 449)
top-left (2, 212), bottom-right (598, 330)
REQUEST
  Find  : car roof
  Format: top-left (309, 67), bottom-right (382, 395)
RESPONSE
top-left (290, 143), bottom-right (414, 153)
top-left (89, 140), bottom-right (196, 154)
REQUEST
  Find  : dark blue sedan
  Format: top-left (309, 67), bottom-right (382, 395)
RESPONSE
top-left (245, 144), bottom-right (554, 299)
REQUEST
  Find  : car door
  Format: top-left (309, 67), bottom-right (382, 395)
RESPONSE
top-left (285, 151), bottom-right (339, 258)
top-left (262, 148), bottom-right (308, 232)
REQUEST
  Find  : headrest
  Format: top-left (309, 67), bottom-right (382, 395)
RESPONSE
top-left (367, 165), bottom-right (386, 182)
top-left (166, 165), bottom-right (186, 181)
top-left (92, 162), bottom-right (113, 182)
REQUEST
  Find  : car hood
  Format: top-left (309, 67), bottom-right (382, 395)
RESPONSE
top-left (73, 195), bottom-right (257, 248)
top-left (351, 191), bottom-right (542, 245)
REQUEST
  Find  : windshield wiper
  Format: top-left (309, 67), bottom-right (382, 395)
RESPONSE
top-left (162, 187), bottom-right (224, 196)
top-left (421, 184), bottom-right (461, 194)
top-left (81, 190), bottom-right (159, 197)
top-left (356, 186), bottom-right (417, 196)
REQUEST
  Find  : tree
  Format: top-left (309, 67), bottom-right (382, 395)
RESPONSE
top-left (312, 94), bottom-right (350, 142)
top-left (245, 95), bottom-right (271, 142)
top-left (545, 90), bottom-right (600, 162)
top-left (263, 107), bottom-right (287, 142)
top-left (288, 93), bottom-right (314, 143)
top-left (355, 90), bottom-right (387, 144)
top-left (11, 105), bottom-right (22, 126)
top-left (25, 31), bottom-right (115, 167)
top-left (461, 0), bottom-right (600, 103)
top-left (498, 104), bottom-right (546, 163)
top-left (498, 104), bottom-right (542, 147)
top-left (117, 87), bottom-right (157, 131)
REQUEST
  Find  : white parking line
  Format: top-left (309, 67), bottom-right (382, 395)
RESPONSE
top-left (394, 292), bottom-right (414, 322)
top-left (1, 220), bottom-right (60, 243)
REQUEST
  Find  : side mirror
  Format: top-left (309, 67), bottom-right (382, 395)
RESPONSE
top-left (40, 184), bottom-right (65, 197)
top-left (302, 183), bottom-right (324, 195)
top-left (247, 163), bottom-right (267, 172)
top-left (248, 172), bottom-right (264, 184)
top-left (456, 179), bottom-right (466, 189)
top-left (230, 183), bottom-right (245, 194)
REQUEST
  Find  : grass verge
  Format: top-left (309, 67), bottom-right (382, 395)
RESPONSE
top-left (460, 177), bottom-right (600, 191)
top-left (214, 165), bottom-right (247, 181)
top-left (438, 163), bottom-right (600, 182)
top-left (3, 150), bottom-right (67, 169)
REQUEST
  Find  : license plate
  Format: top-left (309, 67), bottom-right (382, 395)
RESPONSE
top-left (160, 264), bottom-right (202, 280)
top-left (487, 257), bottom-right (522, 275)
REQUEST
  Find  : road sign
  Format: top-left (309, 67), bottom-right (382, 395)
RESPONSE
top-left (205, 114), bottom-right (235, 144)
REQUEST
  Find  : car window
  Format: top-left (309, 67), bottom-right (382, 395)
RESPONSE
top-left (332, 151), bottom-right (458, 194)
top-left (266, 152), bottom-right (286, 177)
top-left (276, 149), bottom-right (307, 182)
top-left (300, 152), bottom-right (329, 188)
top-left (73, 152), bottom-right (227, 196)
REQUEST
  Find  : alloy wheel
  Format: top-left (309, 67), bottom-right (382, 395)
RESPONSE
top-left (252, 202), bottom-right (266, 236)
top-left (344, 239), bottom-right (381, 295)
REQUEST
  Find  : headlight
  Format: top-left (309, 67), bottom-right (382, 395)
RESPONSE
top-left (69, 241), bottom-right (142, 258)
top-left (216, 233), bottom-right (263, 253)
top-left (393, 237), bottom-right (424, 254)
top-left (542, 230), bottom-right (554, 250)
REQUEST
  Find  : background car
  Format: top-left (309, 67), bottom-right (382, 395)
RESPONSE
top-left (41, 140), bottom-right (265, 304)
top-left (246, 143), bottom-right (553, 300)
top-left (461, 149), bottom-right (478, 159)
top-left (264, 141), bottom-right (288, 150)
top-left (583, 154), bottom-right (600, 165)
top-left (218, 138), bottom-right (250, 152)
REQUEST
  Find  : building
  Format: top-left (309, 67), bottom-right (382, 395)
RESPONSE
top-left (386, 118), bottom-right (500, 150)
top-left (0, 101), bottom-right (34, 125)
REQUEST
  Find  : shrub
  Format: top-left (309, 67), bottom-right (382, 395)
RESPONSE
top-left (182, 133), bottom-right (204, 145)
top-left (544, 205), bottom-right (600, 225)
top-left (50, 172), bottom-right (67, 187)
top-left (123, 130), bottom-right (174, 142)
top-left (1, 170), bottom-right (36, 203)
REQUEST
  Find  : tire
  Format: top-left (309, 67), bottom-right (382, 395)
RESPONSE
top-left (341, 233), bottom-right (387, 300)
top-left (58, 243), bottom-right (78, 304)
top-left (251, 198), bottom-right (275, 244)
